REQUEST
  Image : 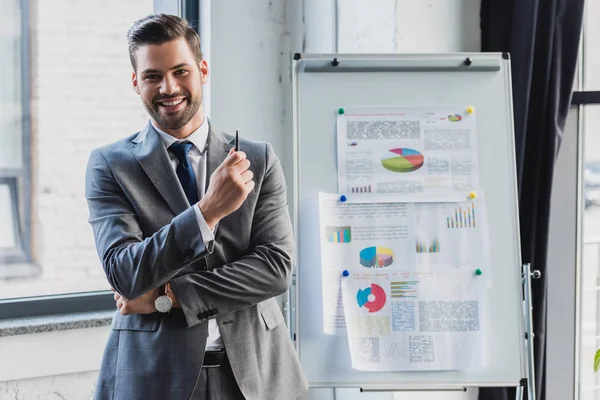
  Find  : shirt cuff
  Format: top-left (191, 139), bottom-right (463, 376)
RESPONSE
top-left (193, 203), bottom-right (215, 246)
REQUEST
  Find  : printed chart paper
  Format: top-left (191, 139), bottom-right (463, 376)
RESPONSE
top-left (412, 195), bottom-right (492, 272)
top-left (318, 192), bottom-right (491, 334)
top-left (340, 268), bottom-right (486, 371)
top-left (318, 193), bottom-right (417, 334)
top-left (337, 107), bottom-right (479, 199)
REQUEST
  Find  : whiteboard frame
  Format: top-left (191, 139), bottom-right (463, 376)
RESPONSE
top-left (289, 53), bottom-right (528, 390)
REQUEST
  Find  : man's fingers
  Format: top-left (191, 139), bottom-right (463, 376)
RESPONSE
top-left (114, 292), bottom-right (121, 301)
top-left (234, 159), bottom-right (251, 174)
top-left (241, 170), bottom-right (254, 183)
top-left (224, 150), bottom-right (246, 166)
top-left (245, 180), bottom-right (256, 193)
top-left (117, 298), bottom-right (131, 315)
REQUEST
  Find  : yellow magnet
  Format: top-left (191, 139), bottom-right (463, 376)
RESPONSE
top-left (469, 191), bottom-right (477, 199)
top-left (467, 106), bottom-right (475, 114)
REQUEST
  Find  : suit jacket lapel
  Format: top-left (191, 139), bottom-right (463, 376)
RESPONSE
top-left (129, 122), bottom-right (190, 216)
top-left (205, 123), bottom-right (233, 193)
top-left (202, 123), bottom-right (233, 243)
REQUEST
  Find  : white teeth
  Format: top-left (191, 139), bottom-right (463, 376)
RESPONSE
top-left (161, 99), bottom-right (184, 106)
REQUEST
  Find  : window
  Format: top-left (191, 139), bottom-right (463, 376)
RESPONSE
top-left (576, 1), bottom-right (600, 398)
top-left (0, 0), bottom-right (162, 316)
top-left (0, 0), bottom-right (30, 267)
top-left (579, 103), bottom-right (600, 398)
top-left (582, 0), bottom-right (600, 91)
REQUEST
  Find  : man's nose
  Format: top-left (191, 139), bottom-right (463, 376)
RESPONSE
top-left (160, 75), bottom-right (179, 96)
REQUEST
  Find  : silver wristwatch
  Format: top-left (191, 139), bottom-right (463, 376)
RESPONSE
top-left (155, 284), bottom-right (172, 313)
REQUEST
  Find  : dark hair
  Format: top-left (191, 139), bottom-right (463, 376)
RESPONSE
top-left (126, 13), bottom-right (203, 71)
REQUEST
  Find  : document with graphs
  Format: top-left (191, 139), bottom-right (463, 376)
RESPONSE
top-left (340, 268), bottom-right (486, 371)
top-left (318, 192), bottom-right (491, 335)
top-left (318, 192), bottom-right (417, 334)
top-left (336, 106), bottom-right (479, 200)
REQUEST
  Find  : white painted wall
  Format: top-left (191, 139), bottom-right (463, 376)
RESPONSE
top-left (209, 0), bottom-right (288, 157)
top-left (546, 107), bottom-right (579, 400)
top-left (338, 0), bottom-right (480, 54)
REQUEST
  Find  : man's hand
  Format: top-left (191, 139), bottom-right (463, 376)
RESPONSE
top-left (199, 149), bottom-right (255, 229)
top-left (165, 281), bottom-right (181, 308)
top-left (113, 287), bottom-right (158, 315)
top-left (112, 284), bottom-right (181, 315)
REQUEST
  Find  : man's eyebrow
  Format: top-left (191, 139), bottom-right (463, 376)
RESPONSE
top-left (170, 63), bottom-right (191, 70)
top-left (141, 68), bottom-right (161, 75)
top-left (140, 64), bottom-right (191, 75)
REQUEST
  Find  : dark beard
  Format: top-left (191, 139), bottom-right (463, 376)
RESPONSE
top-left (146, 91), bottom-right (202, 130)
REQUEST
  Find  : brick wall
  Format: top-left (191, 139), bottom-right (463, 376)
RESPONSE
top-left (1, 0), bottom-right (153, 297)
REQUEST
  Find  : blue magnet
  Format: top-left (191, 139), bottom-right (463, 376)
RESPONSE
top-left (339, 195), bottom-right (347, 202)
top-left (342, 270), bottom-right (349, 277)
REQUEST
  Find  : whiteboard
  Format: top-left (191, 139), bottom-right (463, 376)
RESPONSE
top-left (289, 53), bottom-right (527, 390)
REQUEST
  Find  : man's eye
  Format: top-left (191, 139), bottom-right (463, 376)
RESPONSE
top-left (175, 69), bottom-right (188, 75)
top-left (146, 75), bottom-right (161, 80)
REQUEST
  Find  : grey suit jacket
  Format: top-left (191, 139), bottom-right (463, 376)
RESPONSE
top-left (85, 121), bottom-right (308, 400)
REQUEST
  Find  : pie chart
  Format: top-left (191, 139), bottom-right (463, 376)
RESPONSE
top-left (360, 246), bottom-right (394, 268)
top-left (381, 148), bottom-right (424, 173)
top-left (356, 284), bottom-right (386, 313)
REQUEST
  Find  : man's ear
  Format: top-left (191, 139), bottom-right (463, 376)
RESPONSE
top-left (132, 71), bottom-right (140, 94)
top-left (200, 59), bottom-right (209, 85)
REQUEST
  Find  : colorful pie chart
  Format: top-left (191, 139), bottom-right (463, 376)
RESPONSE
top-left (359, 246), bottom-right (394, 268)
top-left (381, 148), bottom-right (424, 173)
top-left (356, 284), bottom-right (386, 313)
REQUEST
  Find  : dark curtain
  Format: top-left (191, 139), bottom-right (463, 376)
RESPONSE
top-left (478, 0), bottom-right (584, 400)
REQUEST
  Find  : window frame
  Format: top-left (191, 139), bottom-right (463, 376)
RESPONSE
top-left (0, 0), bottom-right (33, 270)
top-left (0, 176), bottom-right (27, 264)
top-left (570, 3), bottom-right (600, 398)
top-left (0, 0), bottom-right (199, 321)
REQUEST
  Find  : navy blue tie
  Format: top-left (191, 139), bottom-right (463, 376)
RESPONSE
top-left (169, 141), bottom-right (199, 205)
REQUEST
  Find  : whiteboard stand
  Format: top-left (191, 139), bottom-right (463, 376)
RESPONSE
top-left (290, 52), bottom-right (533, 396)
top-left (520, 263), bottom-right (541, 400)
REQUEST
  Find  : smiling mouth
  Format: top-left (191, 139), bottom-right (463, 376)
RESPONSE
top-left (156, 97), bottom-right (187, 112)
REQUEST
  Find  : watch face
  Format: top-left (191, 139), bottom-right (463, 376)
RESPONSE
top-left (155, 295), bottom-right (172, 313)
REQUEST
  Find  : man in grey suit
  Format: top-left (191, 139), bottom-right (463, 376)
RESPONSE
top-left (85, 13), bottom-right (308, 400)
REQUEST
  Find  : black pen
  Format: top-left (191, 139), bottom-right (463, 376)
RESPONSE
top-left (235, 129), bottom-right (239, 151)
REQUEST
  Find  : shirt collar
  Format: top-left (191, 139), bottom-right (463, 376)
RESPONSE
top-left (152, 118), bottom-right (209, 153)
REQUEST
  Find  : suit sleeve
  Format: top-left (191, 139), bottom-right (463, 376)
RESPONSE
top-left (170, 143), bottom-right (293, 327)
top-left (85, 149), bottom-right (213, 300)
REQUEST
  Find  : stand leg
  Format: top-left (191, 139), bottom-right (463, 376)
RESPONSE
top-left (515, 386), bottom-right (524, 400)
top-left (522, 263), bottom-right (540, 400)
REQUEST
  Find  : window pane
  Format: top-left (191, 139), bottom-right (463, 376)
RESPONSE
top-left (580, 104), bottom-right (600, 397)
top-left (0, 0), bottom-right (153, 299)
top-left (0, 0), bottom-right (23, 169)
top-left (0, 184), bottom-right (16, 249)
top-left (583, 1), bottom-right (600, 90)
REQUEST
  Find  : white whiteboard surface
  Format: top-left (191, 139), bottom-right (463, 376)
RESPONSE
top-left (290, 53), bottom-right (526, 390)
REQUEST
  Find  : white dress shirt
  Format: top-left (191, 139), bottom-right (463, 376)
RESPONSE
top-left (152, 119), bottom-right (223, 350)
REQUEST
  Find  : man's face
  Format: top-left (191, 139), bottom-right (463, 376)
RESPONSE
top-left (132, 37), bottom-right (208, 131)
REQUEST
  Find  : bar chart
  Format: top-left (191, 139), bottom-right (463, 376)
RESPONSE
top-left (416, 237), bottom-right (440, 253)
top-left (326, 226), bottom-right (352, 243)
top-left (390, 281), bottom-right (419, 298)
top-left (447, 202), bottom-right (476, 229)
top-left (350, 185), bottom-right (372, 193)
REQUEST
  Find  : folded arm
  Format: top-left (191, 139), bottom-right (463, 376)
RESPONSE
top-left (171, 143), bottom-right (294, 327)
top-left (85, 149), bottom-right (212, 300)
